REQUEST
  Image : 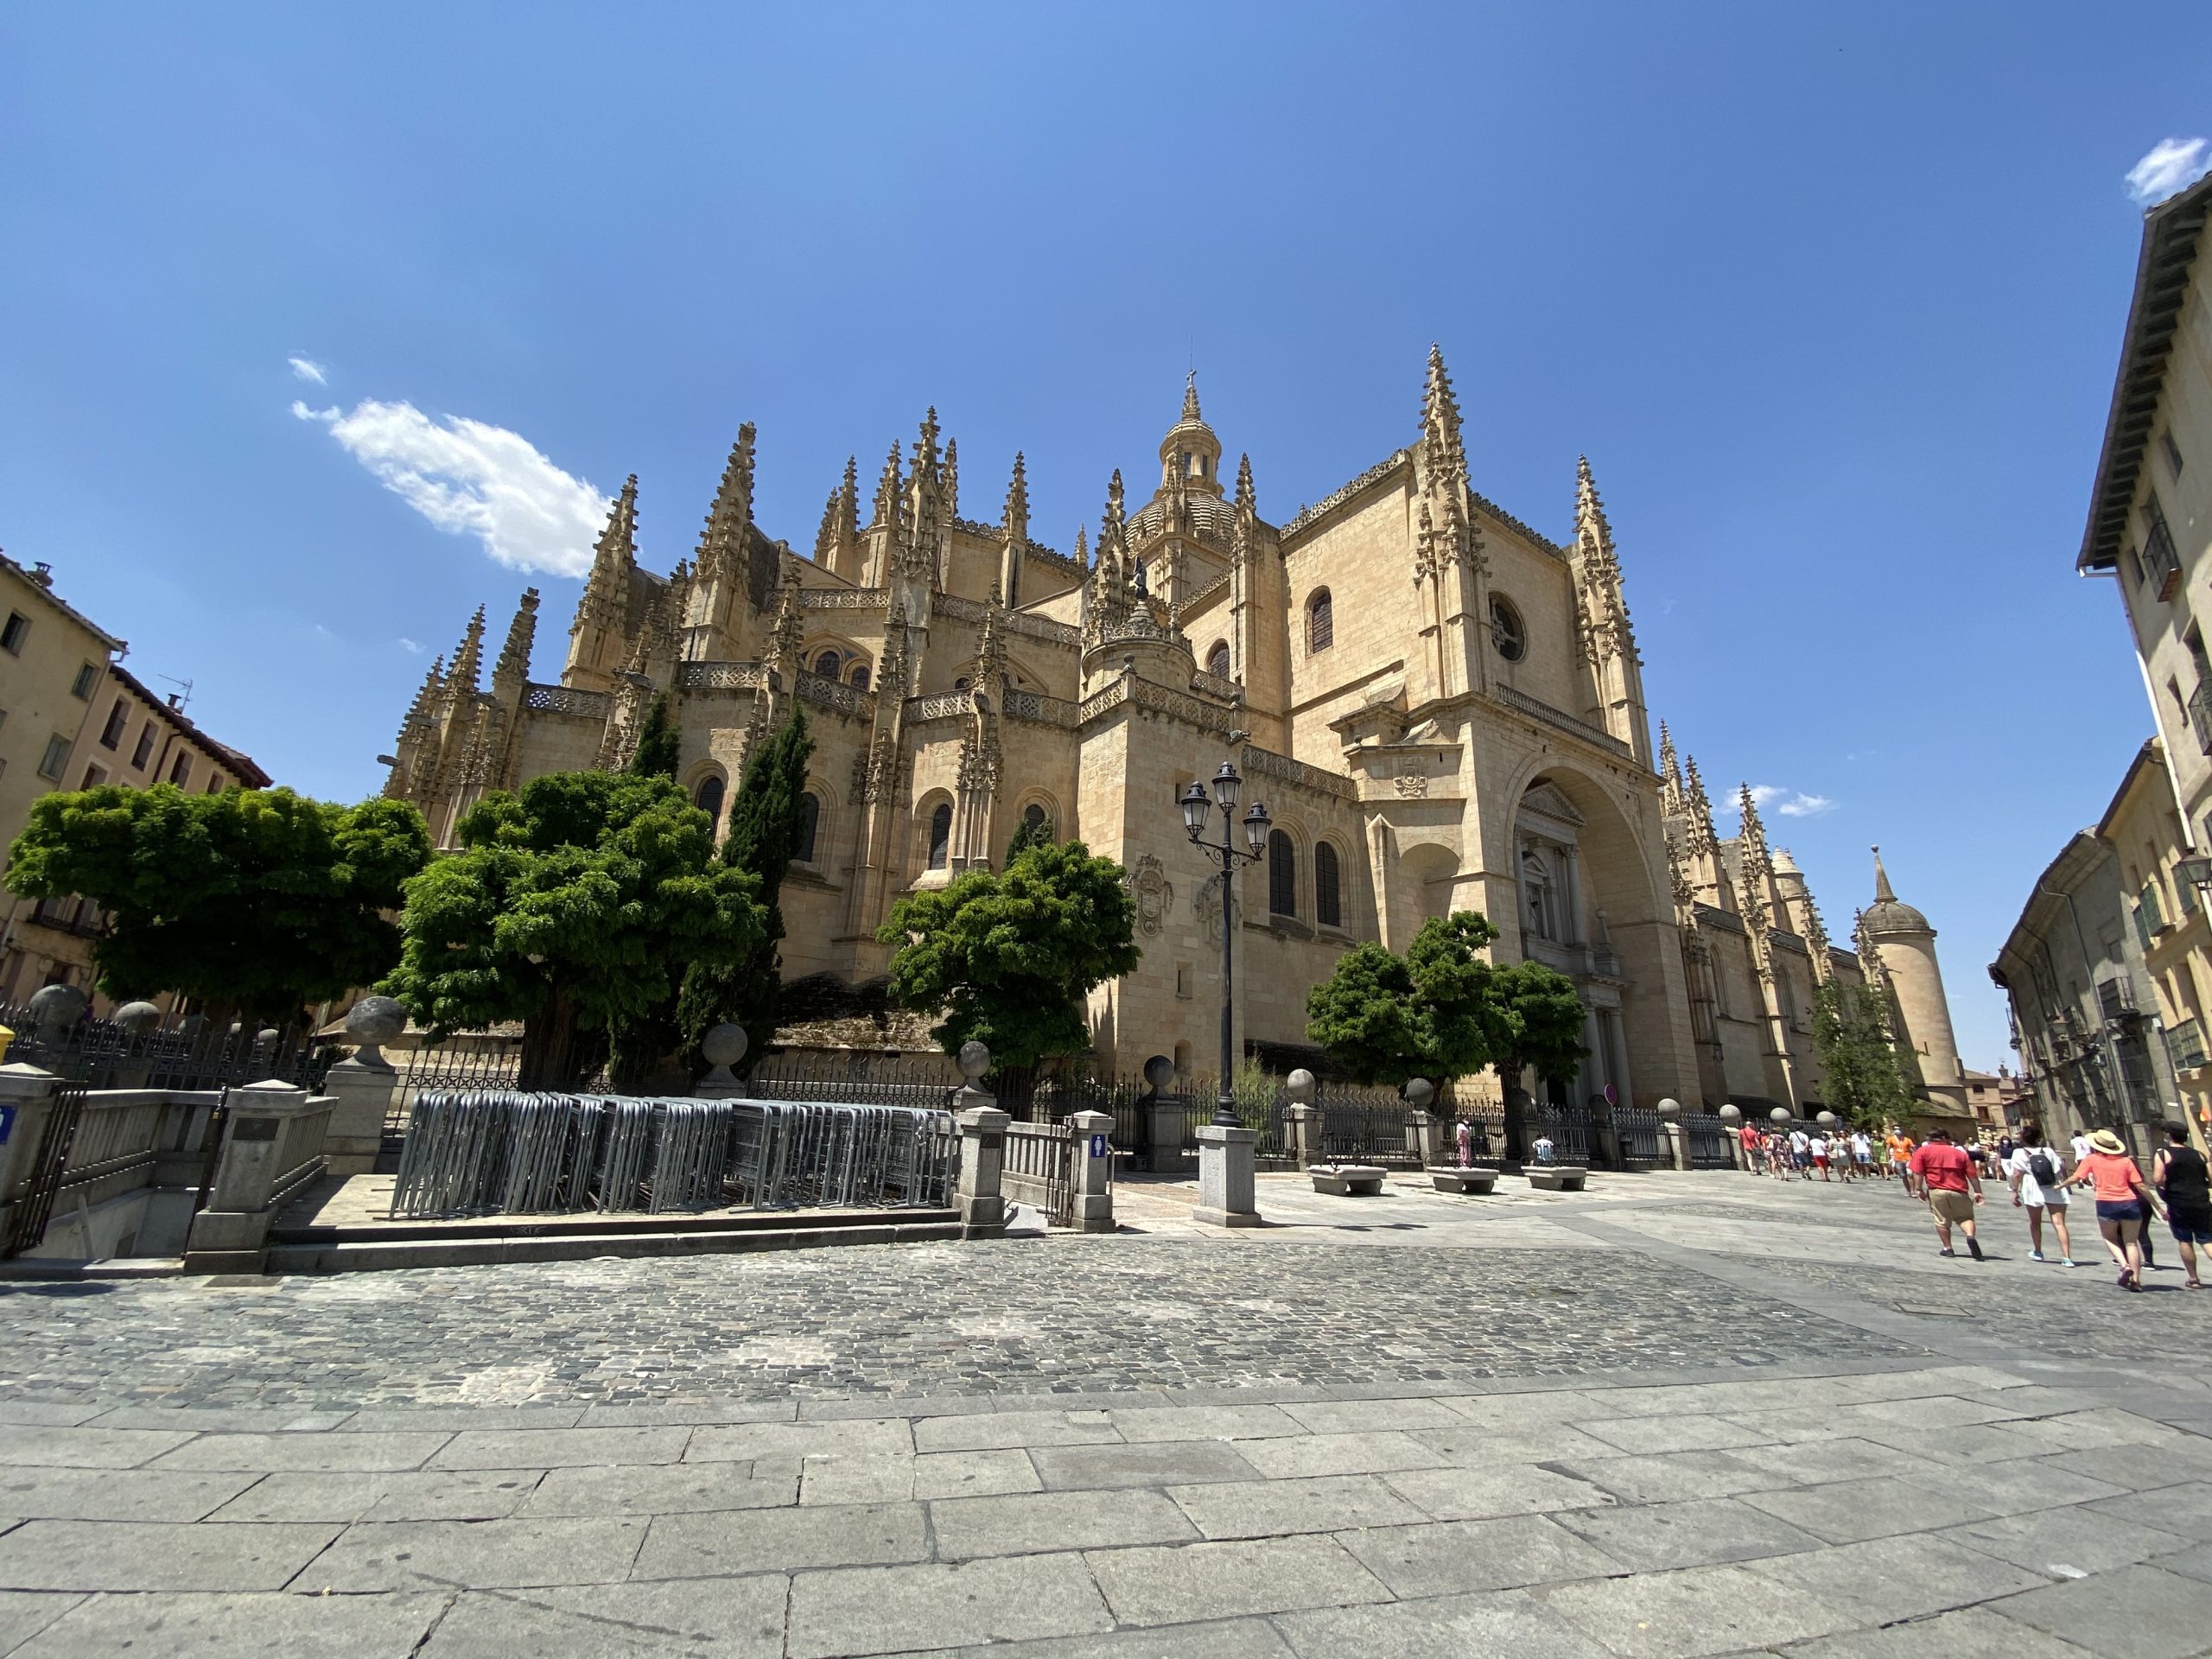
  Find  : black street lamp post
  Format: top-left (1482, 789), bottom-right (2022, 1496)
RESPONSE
top-left (1180, 760), bottom-right (1271, 1128)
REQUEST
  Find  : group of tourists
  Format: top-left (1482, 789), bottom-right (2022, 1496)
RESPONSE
top-left (1738, 1121), bottom-right (1885, 1182)
top-left (1905, 1119), bottom-right (2212, 1293)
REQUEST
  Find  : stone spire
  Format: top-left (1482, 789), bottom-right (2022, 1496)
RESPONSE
top-left (1418, 343), bottom-right (1467, 481)
top-left (766, 565), bottom-right (805, 676)
top-left (493, 588), bottom-right (539, 690)
top-left (1853, 908), bottom-right (1891, 993)
top-left (1232, 452), bottom-right (1255, 566)
top-left (696, 425), bottom-right (757, 588)
top-left (1736, 783), bottom-right (1770, 867)
top-left (402, 653), bottom-right (445, 734)
top-left (1683, 756), bottom-right (1717, 858)
top-left (1571, 457), bottom-right (1640, 668)
top-left (1658, 721), bottom-right (1683, 811)
top-left (1001, 453), bottom-right (1029, 541)
top-left (1872, 845), bottom-right (1897, 904)
top-left (1182, 369), bottom-right (1202, 423)
top-left (448, 606), bottom-right (486, 696)
top-left (871, 442), bottom-right (903, 531)
top-left (573, 476), bottom-right (638, 639)
top-left (976, 587), bottom-right (1006, 686)
top-left (942, 436), bottom-right (959, 521)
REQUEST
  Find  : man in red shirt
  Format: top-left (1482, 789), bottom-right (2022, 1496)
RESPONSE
top-left (1910, 1128), bottom-right (1985, 1260)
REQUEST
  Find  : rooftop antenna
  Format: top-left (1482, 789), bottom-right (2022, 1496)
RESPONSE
top-left (157, 674), bottom-right (193, 713)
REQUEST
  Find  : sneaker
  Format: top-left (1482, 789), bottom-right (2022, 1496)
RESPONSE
top-left (1939, 1247), bottom-right (1956, 1257)
top-left (1967, 1237), bottom-right (1985, 1261)
top-left (2061, 1258), bottom-right (2077, 1268)
top-left (2029, 1249), bottom-right (2046, 1262)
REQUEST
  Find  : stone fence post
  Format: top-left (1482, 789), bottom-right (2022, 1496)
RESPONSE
top-left (1066, 1109), bottom-right (1115, 1233)
top-left (0, 1062), bottom-right (63, 1246)
top-left (1406, 1077), bottom-right (1438, 1166)
top-left (321, 996), bottom-right (404, 1178)
top-left (1140, 1056), bottom-right (1182, 1173)
top-left (1285, 1068), bottom-right (1320, 1168)
top-left (951, 1040), bottom-right (1008, 1236)
top-left (694, 1023), bottom-right (749, 1101)
top-left (1656, 1097), bottom-right (1688, 1172)
top-left (182, 1080), bottom-right (333, 1274)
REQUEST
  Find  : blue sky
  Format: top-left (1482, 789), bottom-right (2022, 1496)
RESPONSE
top-left (3, 4), bottom-right (2208, 1071)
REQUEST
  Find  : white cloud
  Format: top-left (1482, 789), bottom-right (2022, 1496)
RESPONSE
top-left (397, 637), bottom-right (423, 654)
top-left (289, 356), bottom-right (328, 385)
top-left (1746, 783), bottom-right (1836, 820)
top-left (294, 397), bottom-right (610, 576)
top-left (2126, 137), bottom-right (2212, 207)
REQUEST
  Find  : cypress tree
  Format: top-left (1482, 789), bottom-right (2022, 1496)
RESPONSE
top-left (678, 709), bottom-right (814, 1067)
top-left (1004, 810), bottom-right (1055, 865)
top-left (627, 694), bottom-right (680, 780)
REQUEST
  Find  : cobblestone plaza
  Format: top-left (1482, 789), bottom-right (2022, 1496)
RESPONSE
top-left (4, 1173), bottom-right (2211, 1657)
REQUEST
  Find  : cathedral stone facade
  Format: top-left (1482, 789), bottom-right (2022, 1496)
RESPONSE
top-left (385, 348), bottom-right (1956, 1114)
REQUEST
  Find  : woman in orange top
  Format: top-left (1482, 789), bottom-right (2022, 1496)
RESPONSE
top-left (2064, 1128), bottom-right (2166, 1291)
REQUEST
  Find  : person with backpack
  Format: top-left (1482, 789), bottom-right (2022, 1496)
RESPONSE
top-left (2152, 1121), bottom-right (2211, 1290)
top-left (2005, 1123), bottom-right (2076, 1267)
top-left (2063, 1128), bottom-right (2165, 1292)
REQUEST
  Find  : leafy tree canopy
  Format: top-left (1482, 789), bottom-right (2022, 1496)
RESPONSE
top-left (1810, 978), bottom-right (1921, 1128)
top-left (879, 836), bottom-right (1139, 1072)
top-left (5, 785), bottom-right (430, 1019)
top-left (1306, 911), bottom-right (1586, 1092)
top-left (677, 710), bottom-right (813, 1060)
top-left (381, 771), bottom-right (764, 1078)
top-left (627, 694), bottom-right (681, 781)
top-left (1004, 810), bottom-right (1054, 866)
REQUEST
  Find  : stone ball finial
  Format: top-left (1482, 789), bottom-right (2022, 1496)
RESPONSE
top-left (1770, 1106), bottom-right (1792, 1124)
top-left (28, 983), bottom-right (87, 1034)
top-left (255, 1027), bottom-right (280, 1046)
top-left (1719, 1103), bottom-right (1742, 1122)
top-left (112, 1001), bottom-right (162, 1038)
top-left (958, 1040), bottom-right (992, 1082)
top-left (701, 1023), bottom-right (748, 1070)
top-left (1656, 1096), bottom-right (1681, 1117)
top-left (344, 995), bottom-right (405, 1066)
top-left (1286, 1068), bottom-right (1316, 1105)
top-left (1815, 1110), bottom-right (1838, 1128)
top-left (1404, 1077), bottom-right (1435, 1111)
top-left (1143, 1054), bottom-right (1176, 1092)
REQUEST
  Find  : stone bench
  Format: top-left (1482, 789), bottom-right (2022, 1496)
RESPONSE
top-left (1310, 1164), bottom-right (1388, 1196)
top-left (1525, 1166), bottom-right (1588, 1192)
top-left (1427, 1166), bottom-right (1498, 1195)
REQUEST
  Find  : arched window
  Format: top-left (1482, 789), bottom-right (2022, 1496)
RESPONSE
top-left (927, 803), bottom-right (953, 870)
top-left (1268, 830), bottom-right (1297, 918)
top-left (1314, 842), bottom-right (1342, 929)
top-left (954, 677), bottom-right (972, 691)
top-left (1023, 803), bottom-right (1048, 834)
top-left (1206, 641), bottom-right (1230, 678)
top-left (1522, 849), bottom-right (1556, 941)
top-left (849, 664), bottom-right (870, 691)
top-left (1490, 594), bottom-right (1526, 662)
top-left (795, 791), bottom-right (821, 863)
top-left (1307, 589), bottom-right (1333, 653)
top-left (695, 774), bottom-right (726, 835)
top-left (813, 649), bottom-right (842, 677)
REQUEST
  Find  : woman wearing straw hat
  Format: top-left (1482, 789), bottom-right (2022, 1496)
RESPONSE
top-left (2064, 1128), bottom-right (2166, 1292)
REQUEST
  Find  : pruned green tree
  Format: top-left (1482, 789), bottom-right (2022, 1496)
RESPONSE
top-left (5, 785), bottom-right (431, 1022)
top-left (676, 710), bottom-right (814, 1069)
top-left (626, 694), bottom-right (681, 781)
top-left (1810, 977), bottom-right (1921, 1128)
top-left (878, 836), bottom-right (1138, 1084)
top-left (1004, 810), bottom-right (1054, 866)
top-left (1305, 912), bottom-right (1586, 1101)
top-left (380, 770), bottom-right (765, 1089)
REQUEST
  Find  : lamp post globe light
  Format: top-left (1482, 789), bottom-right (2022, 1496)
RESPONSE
top-left (1179, 759), bottom-right (1269, 1128)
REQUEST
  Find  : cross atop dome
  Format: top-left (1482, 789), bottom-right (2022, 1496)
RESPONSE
top-left (1159, 371), bottom-right (1224, 496)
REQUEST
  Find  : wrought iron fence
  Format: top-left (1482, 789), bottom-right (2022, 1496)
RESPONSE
top-left (0, 1004), bottom-right (333, 1093)
top-left (1682, 1111), bottom-right (1735, 1169)
top-left (1614, 1104), bottom-right (1663, 1166)
top-left (1318, 1080), bottom-right (1421, 1165)
top-left (1532, 1103), bottom-right (1595, 1164)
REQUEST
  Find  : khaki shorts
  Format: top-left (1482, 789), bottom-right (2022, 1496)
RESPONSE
top-left (1929, 1189), bottom-right (1977, 1224)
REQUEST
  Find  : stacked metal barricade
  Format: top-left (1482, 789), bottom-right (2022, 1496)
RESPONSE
top-left (388, 1090), bottom-right (957, 1219)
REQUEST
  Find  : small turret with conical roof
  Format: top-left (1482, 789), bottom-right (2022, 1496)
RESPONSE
top-left (1158, 371), bottom-right (1224, 495)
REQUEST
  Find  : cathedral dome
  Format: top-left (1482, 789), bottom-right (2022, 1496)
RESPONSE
top-left (1862, 847), bottom-right (1931, 934)
top-left (1156, 372), bottom-right (1225, 498)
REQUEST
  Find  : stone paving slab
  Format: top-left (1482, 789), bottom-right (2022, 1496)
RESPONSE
top-left (0, 1519), bottom-right (342, 1592)
top-left (1084, 1534), bottom-right (1392, 1626)
top-left (0, 1466), bottom-right (258, 1522)
top-left (207, 1469), bottom-right (547, 1523)
top-left (1988, 1560), bottom-right (2212, 1658)
top-left (308, 1514), bottom-right (650, 1592)
top-left (149, 1431), bottom-right (452, 1472)
top-left (788, 1554), bottom-right (1113, 1659)
top-left (1777, 1604), bottom-right (2107, 1659)
top-left (418, 1575), bottom-right (790, 1658)
top-left (1334, 1515), bottom-right (1624, 1598)
top-left (0, 1427), bottom-right (194, 1468)
top-left (520, 1461), bottom-right (796, 1517)
top-left (630, 1502), bottom-right (928, 1578)
top-left (0, 1592), bottom-right (80, 1656)
top-left (1274, 1587), bottom-right (1616, 1659)
top-left (928, 1490), bottom-right (1199, 1561)
top-left (10, 1590), bottom-right (447, 1659)
top-left (1548, 1493), bottom-right (1825, 1572)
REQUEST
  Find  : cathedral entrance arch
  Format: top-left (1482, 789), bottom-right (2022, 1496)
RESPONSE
top-left (1497, 760), bottom-right (1695, 1154)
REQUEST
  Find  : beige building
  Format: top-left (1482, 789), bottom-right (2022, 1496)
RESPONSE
top-left (0, 556), bottom-right (270, 1009)
top-left (388, 350), bottom-right (1961, 1116)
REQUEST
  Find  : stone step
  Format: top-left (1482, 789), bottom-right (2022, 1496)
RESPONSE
top-left (263, 1211), bottom-right (968, 1274)
top-left (271, 1205), bottom-right (944, 1245)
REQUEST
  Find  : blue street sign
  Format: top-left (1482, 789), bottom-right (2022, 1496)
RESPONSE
top-left (1090, 1133), bottom-right (1107, 1159)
